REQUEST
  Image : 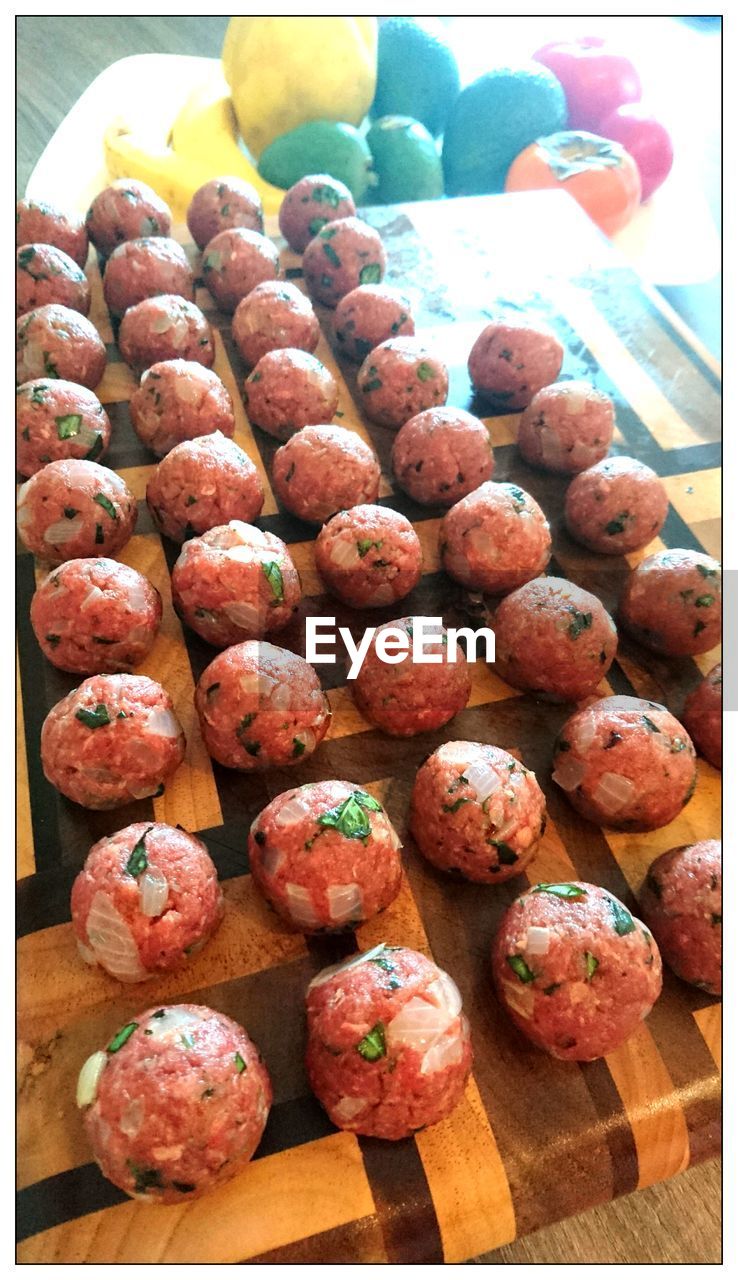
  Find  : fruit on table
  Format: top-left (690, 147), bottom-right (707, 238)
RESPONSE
top-left (442, 64), bottom-right (567, 196)
top-left (222, 17), bottom-right (377, 159)
top-left (370, 17), bottom-right (461, 137)
top-left (258, 122), bottom-right (374, 202)
top-left (366, 116), bottom-right (444, 203)
top-left (597, 104), bottom-right (674, 201)
top-left (505, 130), bottom-right (641, 237)
top-left (533, 36), bottom-right (642, 131)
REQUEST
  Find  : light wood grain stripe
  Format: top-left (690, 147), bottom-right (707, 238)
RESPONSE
top-left (18, 1133), bottom-right (375, 1265)
top-left (87, 262), bottom-right (113, 344)
top-left (96, 361), bottom-right (138, 405)
top-left (604, 1025), bottom-right (690, 1189)
top-left (640, 280), bottom-right (721, 379)
top-left (211, 328), bottom-right (277, 516)
top-left (16, 656), bottom-right (35, 879)
top-left (661, 468), bottom-right (721, 526)
top-left (692, 1005), bottom-right (721, 1072)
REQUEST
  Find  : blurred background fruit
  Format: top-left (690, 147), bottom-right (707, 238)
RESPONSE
top-left (257, 121), bottom-right (374, 201)
top-left (533, 36), bottom-right (641, 130)
top-left (366, 116), bottom-right (444, 203)
top-left (505, 130), bottom-right (641, 235)
top-left (597, 103), bottom-right (674, 200)
top-left (370, 17), bottom-right (461, 137)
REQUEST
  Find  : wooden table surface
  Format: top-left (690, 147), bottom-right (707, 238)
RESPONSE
top-left (16, 15), bottom-right (721, 1265)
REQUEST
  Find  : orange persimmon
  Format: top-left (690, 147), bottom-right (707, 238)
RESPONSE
top-left (504, 130), bottom-right (641, 236)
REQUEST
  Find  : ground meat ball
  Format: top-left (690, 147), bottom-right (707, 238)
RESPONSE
top-left (202, 227), bottom-right (280, 313)
top-left (195, 641), bottom-right (331, 770)
top-left (492, 881), bottom-right (662, 1061)
top-left (41, 673), bottom-right (185, 808)
top-left (16, 198), bottom-right (88, 267)
top-left (682, 664), bottom-right (722, 770)
top-left (278, 174), bottom-right (357, 253)
top-left (31, 558), bottom-right (161, 673)
top-left (639, 840), bottom-right (721, 995)
top-left (16, 243), bottom-right (91, 319)
top-left (410, 741), bottom-right (546, 882)
top-left (243, 348), bottom-right (338, 441)
top-left (303, 217), bottom-right (387, 307)
top-left (102, 238), bottom-right (194, 318)
top-left (315, 505), bottom-right (422, 609)
top-left (16, 379), bottom-right (111, 477)
top-left (358, 338), bottom-right (448, 429)
top-left (565, 456), bottom-right (669, 555)
top-left (118, 296), bottom-right (215, 374)
top-left (468, 318), bottom-right (564, 411)
top-left (71, 823), bottom-right (224, 981)
top-left (172, 522), bottom-right (301, 647)
top-left (440, 481), bottom-right (551, 595)
top-left (146, 432), bottom-right (264, 542)
top-left (187, 177), bottom-right (264, 250)
top-left (618, 549), bottom-right (721, 656)
top-left (16, 304), bottom-right (106, 388)
top-left (392, 407), bottom-right (494, 506)
top-left (232, 281), bottom-right (320, 368)
top-left (17, 459), bottom-right (137, 564)
top-left (353, 616), bottom-right (471, 737)
top-left (493, 577), bottom-right (617, 702)
top-left (249, 781), bottom-right (402, 932)
top-left (518, 381), bottom-right (614, 473)
top-left (272, 425), bottom-right (380, 524)
top-left (552, 695), bottom-right (697, 831)
top-left (334, 284), bottom-right (415, 362)
top-left (85, 179), bottom-right (172, 256)
top-left (306, 944), bottom-right (472, 1139)
top-left (129, 359), bottom-right (234, 457)
top-left (77, 1004), bottom-right (271, 1202)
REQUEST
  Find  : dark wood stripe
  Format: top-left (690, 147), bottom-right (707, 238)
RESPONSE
top-left (16, 554), bottom-right (62, 873)
top-left (359, 1135), bottom-right (444, 1263)
top-left (244, 1214), bottom-right (384, 1264)
top-left (579, 1057), bottom-right (640, 1197)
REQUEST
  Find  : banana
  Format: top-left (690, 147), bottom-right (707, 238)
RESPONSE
top-left (103, 123), bottom-right (215, 223)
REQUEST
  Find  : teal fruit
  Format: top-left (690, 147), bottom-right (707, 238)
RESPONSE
top-left (366, 116), bottom-right (444, 203)
top-left (442, 64), bottom-right (568, 196)
top-left (370, 17), bottom-right (461, 137)
top-left (257, 120), bottom-right (374, 201)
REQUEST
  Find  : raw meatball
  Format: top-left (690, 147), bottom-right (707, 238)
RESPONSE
top-left (41, 673), bottom-right (185, 808)
top-left (31, 558), bottom-right (161, 673)
top-left (85, 179), bottom-right (172, 256)
top-left (392, 407), bottom-right (494, 506)
top-left (565, 456), bottom-right (669, 555)
top-left (16, 379), bottom-right (111, 477)
top-left (272, 425), bottom-right (380, 523)
top-left (315, 504), bottom-right (422, 608)
top-left (146, 432), bottom-right (264, 543)
top-left (683, 664), bottom-right (722, 770)
top-left (77, 1004), bottom-right (271, 1202)
top-left (172, 522), bottom-right (301, 647)
top-left (248, 781), bottom-right (402, 932)
top-left (232, 280), bottom-right (319, 368)
top-left (129, 359), bottom-right (234, 457)
top-left (619, 549), bottom-right (721, 656)
top-left (16, 198), bottom-right (88, 267)
top-left (195, 641), bottom-right (331, 771)
top-left (468, 318), bottom-right (564, 411)
top-left (440, 481), bottom-right (551, 595)
top-left (492, 881), bottom-right (662, 1060)
top-left (640, 840), bottom-right (721, 995)
top-left (243, 348), bottom-right (338, 441)
top-left (357, 338), bottom-right (448, 428)
top-left (16, 243), bottom-right (91, 318)
top-left (71, 823), bottom-right (224, 981)
top-left (118, 296), bottom-right (215, 374)
top-left (202, 227), bottom-right (280, 312)
top-left (306, 944), bottom-right (472, 1139)
top-left (187, 176), bottom-right (264, 249)
top-left (552, 695), bottom-right (697, 831)
top-left (518, 381), bottom-right (614, 473)
top-left (102, 238), bottom-right (194, 318)
top-left (353, 616), bottom-right (471, 737)
top-left (493, 577), bottom-right (617, 702)
top-left (278, 174), bottom-right (357, 254)
top-left (17, 304), bottom-right (106, 388)
top-left (334, 284), bottom-right (415, 362)
top-left (303, 217), bottom-right (386, 307)
top-left (410, 740), bottom-right (546, 882)
top-left (17, 459), bottom-right (137, 564)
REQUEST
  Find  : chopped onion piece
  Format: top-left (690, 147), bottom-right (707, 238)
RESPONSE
top-left (573, 710), bottom-right (597, 754)
top-left (126, 581), bottom-right (152, 614)
top-left (151, 312), bottom-right (175, 334)
top-left (77, 939), bottom-right (98, 967)
top-left (387, 822), bottom-right (402, 851)
top-left (425, 971), bottom-right (462, 1017)
top-left (386, 996), bottom-right (454, 1052)
top-left (369, 584), bottom-right (397, 606)
top-left (293, 729), bottom-right (315, 756)
top-left (465, 760), bottom-right (501, 803)
top-left (260, 846), bottom-right (285, 877)
top-left (120, 1097), bottom-right (144, 1137)
top-left (525, 926), bottom-right (552, 957)
top-left (174, 377), bottom-right (202, 405)
top-left (330, 537), bottom-right (361, 569)
top-left (285, 883), bottom-right (320, 928)
top-left (591, 772), bottom-right (636, 815)
top-left (139, 867), bottom-right (169, 917)
top-left (223, 601), bottom-right (262, 632)
top-left (540, 428), bottom-right (563, 469)
top-left (43, 518), bottom-right (84, 545)
top-left (129, 782), bottom-right (162, 800)
top-left (80, 586), bottom-right (106, 611)
top-left (308, 942), bottom-right (389, 990)
top-left (465, 527), bottom-right (498, 559)
top-left (17, 480), bottom-right (32, 507)
top-left (239, 672), bottom-right (259, 697)
top-left (420, 1029), bottom-right (466, 1075)
top-left (327, 882), bottom-right (363, 925)
top-left (273, 794), bottom-right (312, 826)
top-left (501, 979), bottom-right (535, 1020)
top-left (76, 1051), bottom-right (107, 1108)
top-left (332, 1095), bottom-right (367, 1123)
top-left (147, 707), bottom-right (182, 738)
top-left (229, 519), bottom-right (262, 544)
top-left (553, 754), bottom-right (587, 792)
top-left (146, 1007), bottom-right (201, 1039)
top-left (270, 682), bottom-right (292, 712)
top-left (86, 891), bottom-right (148, 983)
